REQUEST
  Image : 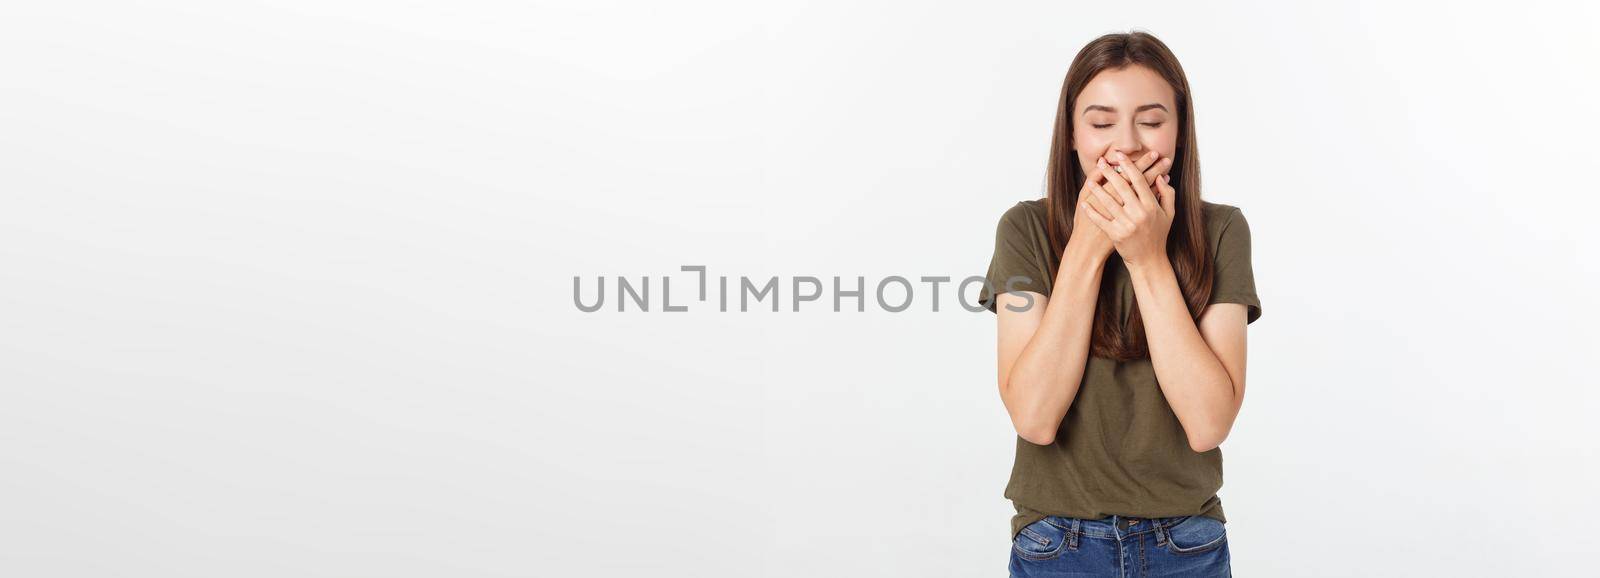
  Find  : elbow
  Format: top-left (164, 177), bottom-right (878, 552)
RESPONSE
top-left (1015, 419), bottom-right (1059, 446)
top-left (1020, 428), bottom-right (1056, 446)
top-left (1002, 379), bottom-right (1060, 446)
top-left (1188, 430), bottom-right (1226, 453)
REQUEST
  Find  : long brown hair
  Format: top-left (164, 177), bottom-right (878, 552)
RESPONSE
top-left (1044, 31), bottom-right (1214, 361)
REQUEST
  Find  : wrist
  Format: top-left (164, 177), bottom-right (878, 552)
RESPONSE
top-left (1122, 252), bottom-right (1172, 277)
top-left (1060, 245), bottom-right (1107, 278)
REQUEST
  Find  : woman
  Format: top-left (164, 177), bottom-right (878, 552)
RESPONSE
top-left (979, 31), bottom-right (1261, 577)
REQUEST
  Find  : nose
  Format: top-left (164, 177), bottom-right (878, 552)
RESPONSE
top-left (1111, 126), bottom-right (1144, 161)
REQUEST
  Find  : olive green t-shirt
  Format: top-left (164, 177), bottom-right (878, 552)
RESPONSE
top-left (979, 199), bottom-right (1262, 541)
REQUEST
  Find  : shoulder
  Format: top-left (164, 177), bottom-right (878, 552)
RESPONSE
top-left (996, 198), bottom-right (1048, 231)
top-left (1200, 200), bottom-right (1249, 242)
top-left (1201, 200), bottom-right (1241, 225)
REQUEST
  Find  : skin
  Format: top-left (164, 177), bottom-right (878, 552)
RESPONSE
top-left (996, 64), bottom-right (1250, 452)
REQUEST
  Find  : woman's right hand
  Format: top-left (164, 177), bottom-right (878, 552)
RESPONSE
top-left (1069, 151), bottom-right (1171, 263)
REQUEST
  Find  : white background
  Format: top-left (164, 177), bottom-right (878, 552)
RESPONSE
top-left (4, 1), bottom-right (1599, 576)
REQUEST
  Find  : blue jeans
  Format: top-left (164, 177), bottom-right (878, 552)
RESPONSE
top-left (1009, 514), bottom-right (1231, 577)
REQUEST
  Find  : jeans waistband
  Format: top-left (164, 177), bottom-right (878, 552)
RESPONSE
top-left (1039, 514), bottom-right (1192, 541)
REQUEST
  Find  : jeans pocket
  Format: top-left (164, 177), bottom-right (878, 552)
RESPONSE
top-left (1012, 517), bottom-right (1068, 561)
top-left (1163, 515), bottom-right (1227, 555)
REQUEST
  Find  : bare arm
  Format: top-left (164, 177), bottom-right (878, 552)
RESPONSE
top-left (1125, 260), bottom-right (1250, 452)
top-left (996, 246), bottom-right (1108, 445)
top-left (995, 153), bottom-right (1169, 445)
top-left (1081, 151), bottom-right (1251, 453)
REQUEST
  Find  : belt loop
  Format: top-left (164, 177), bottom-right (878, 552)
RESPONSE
top-left (1068, 518), bottom-right (1080, 550)
top-left (1154, 518), bottom-right (1167, 547)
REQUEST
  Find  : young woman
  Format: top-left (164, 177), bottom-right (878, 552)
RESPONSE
top-left (979, 31), bottom-right (1261, 577)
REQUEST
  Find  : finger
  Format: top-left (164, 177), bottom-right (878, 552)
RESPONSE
top-left (1098, 157), bottom-right (1139, 207)
top-left (1082, 184), bottom-right (1114, 220)
top-left (1142, 156), bottom-right (1173, 188)
top-left (1156, 173), bottom-right (1176, 215)
top-left (1089, 157), bottom-right (1117, 184)
top-left (1112, 151), bottom-right (1157, 210)
top-left (1091, 184), bottom-right (1132, 224)
top-left (1131, 150), bottom-right (1159, 174)
top-left (1091, 159), bottom-right (1122, 205)
top-left (1080, 197), bottom-right (1113, 231)
top-left (1084, 165), bottom-right (1105, 187)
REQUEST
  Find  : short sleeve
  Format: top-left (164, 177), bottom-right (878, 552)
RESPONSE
top-left (1209, 206), bottom-right (1262, 324)
top-left (978, 203), bottom-right (1051, 313)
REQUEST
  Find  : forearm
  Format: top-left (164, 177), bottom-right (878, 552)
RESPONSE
top-left (1002, 247), bottom-right (1106, 444)
top-left (1126, 258), bottom-right (1235, 451)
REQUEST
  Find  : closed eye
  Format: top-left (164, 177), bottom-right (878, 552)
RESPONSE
top-left (1090, 122), bottom-right (1166, 129)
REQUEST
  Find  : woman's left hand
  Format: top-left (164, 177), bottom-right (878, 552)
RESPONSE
top-left (1082, 150), bottom-right (1176, 271)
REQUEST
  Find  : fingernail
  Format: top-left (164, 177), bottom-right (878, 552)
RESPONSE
top-left (1097, 158), bottom-right (1108, 167)
top-left (1145, 151), bottom-right (1157, 160)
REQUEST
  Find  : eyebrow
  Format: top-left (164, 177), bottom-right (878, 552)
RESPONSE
top-left (1082, 103), bottom-right (1169, 115)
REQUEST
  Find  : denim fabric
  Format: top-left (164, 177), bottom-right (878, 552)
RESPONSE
top-left (1009, 513), bottom-right (1230, 577)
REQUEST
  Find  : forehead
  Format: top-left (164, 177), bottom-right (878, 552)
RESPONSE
top-left (1077, 65), bottom-right (1176, 113)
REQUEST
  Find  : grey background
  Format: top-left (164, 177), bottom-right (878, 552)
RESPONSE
top-left (4, 1), bottom-right (1598, 576)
